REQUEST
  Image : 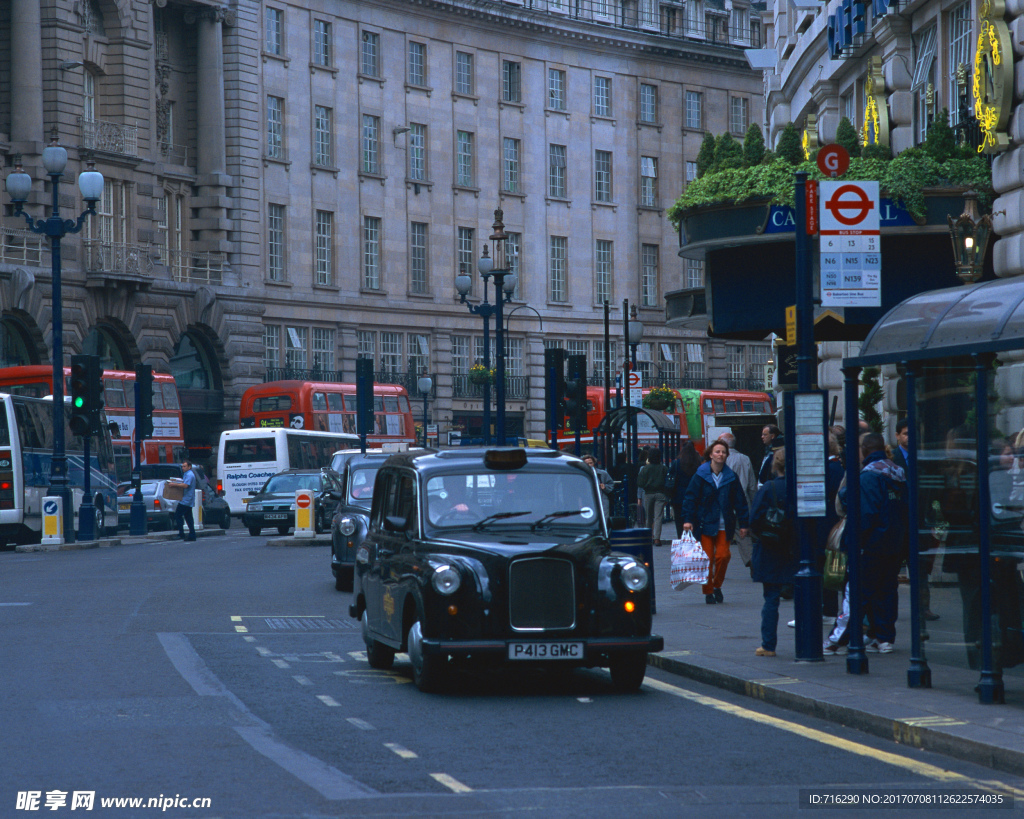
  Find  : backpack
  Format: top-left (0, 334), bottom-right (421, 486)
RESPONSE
top-left (756, 483), bottom-right (792, 554)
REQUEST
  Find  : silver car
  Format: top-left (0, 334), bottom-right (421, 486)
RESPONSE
top-left (117, 480), bottom-right (180, 531)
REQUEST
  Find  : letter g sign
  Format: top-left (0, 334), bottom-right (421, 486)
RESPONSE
top-left (816, 144), bottom-right (850, 178)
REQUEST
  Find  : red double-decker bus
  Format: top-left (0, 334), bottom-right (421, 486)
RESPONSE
top-left (239, 380), bottom-right (417, 445)
top-left (0, 365), bottom-right (187, 478)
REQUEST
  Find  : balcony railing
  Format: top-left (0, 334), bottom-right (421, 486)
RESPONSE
top-left (78, 117), bottom-right (138, 157)
top-left (727, 377), bottom-right (769, 392)
top-left (0, 227), bottom-right (47, 266)
top-left (162, 249), bottom-right (224, 285)
top-left (83, 240), bottom-right (153, 277)
top-left (451, 374), bottom-right (530, 401)
top-left (265, 368), bottom-right (345, 383)
top-left (158, 139), bottom-right (189, 166)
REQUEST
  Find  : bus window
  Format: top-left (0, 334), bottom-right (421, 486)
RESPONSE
top-left (742, 400), bottom-right (754, 412)
top-left (373, 396), bottom-right (384, 412)
top-left (327, 393), bottom-right (343, 411)
top-left (224, 439), bottom-right (277, 464)
top-left (254, 395), bottom-right (292, 412)
top-left (162, 383), bottom-right (180, 409)
top-left (398, 395), bottom-right (411, 413)
top-left (313, 392), bottom-right (328, 411)
top-left (342, 415), bottom-right (356, 434)
top-left (724, 400), bottom-right (737, 412)
top-left (704, 399), bottom-right (714, 411)
top-left (384, 395), bottom-right (399, 413)
top-left (342, 394), bottom-right (356, 411)
top-left (152, 384), bottom-right (165, 410)
top-left (714, 399), bottom-right (725, 412)
top-left (104, 379), bottom-right (126, 408)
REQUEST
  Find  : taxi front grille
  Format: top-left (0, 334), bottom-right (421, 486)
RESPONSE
top-left (509, 557), bottom-right (575, 631)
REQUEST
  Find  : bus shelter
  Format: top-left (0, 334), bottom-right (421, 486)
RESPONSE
top-left (594, 406), bottom-right (682, 517)
top-left (843, 277), bottom-right (1024, 704)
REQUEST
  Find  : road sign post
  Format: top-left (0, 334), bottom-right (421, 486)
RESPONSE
top-left (294, 490), bottom-right (315, 537)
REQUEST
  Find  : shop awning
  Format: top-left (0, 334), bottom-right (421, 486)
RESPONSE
top-left (845, 277), bottom-right (1024, 368)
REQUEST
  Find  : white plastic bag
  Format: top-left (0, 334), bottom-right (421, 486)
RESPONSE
top-left (670, 531), bottom-right (709, 591)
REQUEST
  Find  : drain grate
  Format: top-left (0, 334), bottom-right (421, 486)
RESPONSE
top-left (264, 617), bottom-right (356, 630)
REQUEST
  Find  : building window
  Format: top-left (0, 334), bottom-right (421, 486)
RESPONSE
top-left (595, 239), bottom-right (613, 304)
top-left (285, 326), bottom-right (308, 371)
top-left (408, 41), bottom-right (426, 86)
top-left (593, 339), bottom-right (618, 380)
top-left (313, 20), bottom-right (331, 67)
top-left (313, 105), bottom-right (333, 167)
top-left (594, 76), bottom-right (611, 117)
top-left (549, 144), bottom-right (567, 198)
top-left (749, 345), bottom-right (770, 383)
top-left (686, 258), bottom-right (704, 289)
top-left (640, 156), bottom-right (657, 207)
top-left (948, 2), bottom-right (972, 88)
top-left (685, 343), bottom-right (705, 381)
top-left (265, 7), bottom-right (283, 55)
top-left (357, 331), bottom-right (376, 366)
top-left (685, 90), bottom-right (702, 130)
top-left (457, 227), bottom-right (475, 288)
top-left (503, 137), bottom-right (520, 193)
top-left (452, 335), bottom-right (470, 376)
top-left (505, 232), bottom-right (521, 300)
top-left (659, 342), bottom-right (680, 382)
top-left (157, 192), bottom-right (186, 276)
top-left (641, 243), bottom-right (658, 306)
top-left (312, 328), bottom-right (335, 374)
top-left (567, 340), bottom-right (588, 362)
top-left (456, 130), bottom-right (474, 187)
top-left (686, 161), bottom-right (698, 182)
top-left (639, 83), bottom-right (657, 123)
top-left (268, 203), bottom-right (285, 281)
top-left (594, 150), bottom-right (612, 202)
top-left (549, 236), bottom-right (567, 302)
top-left (267, 96), bottom-right (284, 159)
top-left (83, 71), bottom-right (96, 123)
top-left (727, 346), bottom-right (744, 384)
top-left (315, 210), bottom-right (333, 286)
top-left (502, 60), bottom-right (522, 103)
top-left (912, 26), bottom-right (938, 142)
top-left (362, 115), bottom-right (380, 174)
top-left (505, 337), bottom-right (523, 378)
top-left (361, 31), bottom-right (380, 77)
top-left (729, 97), bottom-right (749, 134)
top-left (410, 222), bottom-right (428, 294)
top-left (548, 68), bottom-right (566, 110)
top-left (380, 332), bottom-right (403, 374)
top-left (363, 216), bottom-right (381, 290)
top-left (409, 123), bottom-right (426, 181)
top-left (455, 51), bottom-right (474, 95)
top-left (264, 325), bottom-right (280, 370)
top-left (409, 334), bottom-right (430, 375)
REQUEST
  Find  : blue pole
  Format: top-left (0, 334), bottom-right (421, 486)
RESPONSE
top-left (482, 282), bottom-right (492, 446)
top-left (843, 365), bottom-right (868, 674)
top-left (905, 365), bottom-right (931, 688)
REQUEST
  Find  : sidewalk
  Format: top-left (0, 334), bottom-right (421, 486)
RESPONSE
top-left (647, 555), bottom-right (1024, 777)
top-left (15, 527), bottom-right (224, 551)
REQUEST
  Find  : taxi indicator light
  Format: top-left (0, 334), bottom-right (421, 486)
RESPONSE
top-left (484, 448), bottom-right (527, 470)
top-left (624, 600), bottom-right (636, 614)
top-left (447, 605), bottom-right (458, 616)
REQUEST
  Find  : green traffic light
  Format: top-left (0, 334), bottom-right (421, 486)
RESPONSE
top-left (73, 397), bottom-right (85, 408)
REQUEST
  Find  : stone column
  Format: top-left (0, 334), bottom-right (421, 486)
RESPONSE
top-left (11, 0), bottom-right (43, 147)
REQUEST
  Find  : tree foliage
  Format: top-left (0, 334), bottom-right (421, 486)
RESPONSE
top-left (743, 123), bottom-right (766, 167)
top-left (714, 132), bottom-right (744, 171)
top-left (776, 122), bottom-right (805, 165)
top-left (922, 108), bottom-right (958, 163)
top-left (696, 132), bottom-right (716, 178)
top-left (835, 117), bottom-right (861, 158)
top-left (858, 366), bottom-right (884, 433)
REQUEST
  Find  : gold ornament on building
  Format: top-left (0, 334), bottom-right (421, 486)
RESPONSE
top-left (802, 113), bottom-right (819, 161)
top-left (973, 0), bottom-right (1013, 154)
top-left (860, 56), bottom-right (889, 148)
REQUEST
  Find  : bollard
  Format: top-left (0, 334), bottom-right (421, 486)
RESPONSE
top-left (194, 499), bottom-right (205, 531)
top-left (42, 496), bottom-right (64, 546)
top-left (293, 489), bottom-right (315, 538)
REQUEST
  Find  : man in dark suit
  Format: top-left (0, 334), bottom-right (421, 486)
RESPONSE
top-left (891, 418), bottom-right (938, 622)
top-left (758, 424), bottom-right (781, 486)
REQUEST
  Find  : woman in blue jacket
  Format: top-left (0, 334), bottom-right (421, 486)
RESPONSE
top-left (682, 439), bottom-right (749, 604)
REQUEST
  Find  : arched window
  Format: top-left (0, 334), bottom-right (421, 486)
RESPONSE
top-left (0, 318), bottom-right (36, 367)
top-left (82, 327), bottom-right (130, 370)
top-left (170, 334), bottom-right (216, 391)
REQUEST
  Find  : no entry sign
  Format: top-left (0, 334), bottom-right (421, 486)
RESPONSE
top-left (819, 180), bottom-right (881, 307)
top-left (296, 493), bottom-right (312, 509)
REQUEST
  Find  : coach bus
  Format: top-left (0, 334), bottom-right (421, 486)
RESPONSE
top-left (554, 386), bottom-right (774, 454)
top-left (239, 381), bottom-right (416, 446)
top-left (216, 427), bottom-right (359, 516)
top-left (0, 366), bottom-right (186, 478)
top-left (0, 393), bottom-right (119, 548)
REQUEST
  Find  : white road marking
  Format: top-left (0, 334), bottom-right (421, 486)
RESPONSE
top-left (385, 743), bottom-right (418, 759)
top-left (271, 658), bottom-right (290, 669)
top-left (430, 773), bottom-right (473, 793)
top-left (292, 675), bottom-right (312, 686)
top-left (577, 697), bottom-right (592, 703)
top-left (317, 695), bottom-right (341, 707)
top-left (346, 718), bottom-right (375, 731)
top-left (0, 602), bottom-right (33, 606)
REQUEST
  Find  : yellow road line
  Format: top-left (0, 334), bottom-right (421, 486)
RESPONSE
top-left (431, 773), bottom-right (473, 793)
top-left (643, 677), bottom-right (1024, 797)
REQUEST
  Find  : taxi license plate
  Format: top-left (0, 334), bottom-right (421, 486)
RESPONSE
top-left (508, 642), bottom-right (583, 661)
top-left (264, 513), bottom-right (287, 521)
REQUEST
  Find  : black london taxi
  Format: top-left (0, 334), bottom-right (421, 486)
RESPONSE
top-left (349, 447), bottom-right (663, 692)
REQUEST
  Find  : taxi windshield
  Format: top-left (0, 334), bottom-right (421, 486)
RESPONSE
top-left (348, 466), bottom-right (379, 507)
top-left (425, 470), bottom-right (600, 530)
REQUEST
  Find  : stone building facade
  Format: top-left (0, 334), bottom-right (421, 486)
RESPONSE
top-left (0, 0), bottom-right (765, 459)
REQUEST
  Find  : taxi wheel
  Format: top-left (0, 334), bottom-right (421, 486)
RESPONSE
top-left (219, 515), bottom-right (231, 531)
top-left (335, 565), bottom-right (353, 593)
top-left (277, 525), bottom-right (290, 536)
top-left (608, 652), bottom-right (648, 692)
top-left (362, 612), bottom-right (394, 669)
top-left (407, 620), bottom-right (447, 693)
top-left (247, 526), bottom-right (262, 537)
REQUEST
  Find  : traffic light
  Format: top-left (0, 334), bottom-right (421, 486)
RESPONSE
top-left (136, 363), bottom-right (154, 439)
top-left (544, 348), bottom-right (565, 431)
top-left (565, 354), bottom-right (588, 432)
top-left (85, 356), bottom-right (104, 434)
top-left (69, 356), bottom-right (91, 436)
top-left (355, 357), bottom-right (374, 437)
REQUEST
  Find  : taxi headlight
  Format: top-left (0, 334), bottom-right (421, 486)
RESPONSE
top-left (339, 516), bottom-right (357, 536)
top-left (432, 565), bottom-right (461, 595)
top-left (247, 502), bottom-right (262, 512)
top-left (620, 561), bottom-right (649, 592)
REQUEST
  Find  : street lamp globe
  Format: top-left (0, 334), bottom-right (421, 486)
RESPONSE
top-left (502, 272), bottom-right (517, 296)
top-left (78, 160), bottom-right (104, 203)
top-left (455, 270), bottom-right (473, 297)
top-left (417, 374), bottom-right (433, 396)
top-left (627, 316), bottom-right (644, 345)
top-left (42, 142), bottom-right (68, 176)
top-left (5, 166), bottom-right (32, 203)
top-left (477, 245), bottom-right (493, 279)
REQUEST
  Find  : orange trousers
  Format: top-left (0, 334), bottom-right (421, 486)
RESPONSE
top-left (701, 530), bottom-right (731, 595)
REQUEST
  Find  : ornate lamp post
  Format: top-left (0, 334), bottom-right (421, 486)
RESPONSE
top-left (6, 130), bottom-right (104, 543)
top-left (417, 374), bottom-right (433, 448)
